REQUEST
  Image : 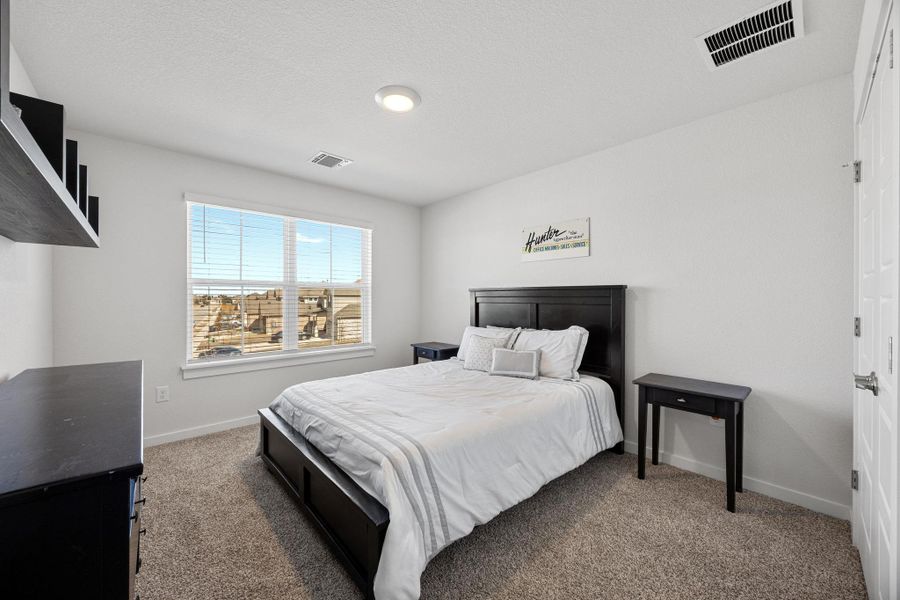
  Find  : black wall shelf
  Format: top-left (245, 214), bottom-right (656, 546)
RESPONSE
top-left (0, 0), bottom-right (98, 248)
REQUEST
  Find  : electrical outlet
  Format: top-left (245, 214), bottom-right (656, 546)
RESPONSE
top-left (155, 386), bottom-right (170, 403)
top-left (709, 416), bottom-right (724, 428)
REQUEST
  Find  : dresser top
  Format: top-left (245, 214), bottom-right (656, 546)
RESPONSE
top-left (633, 372), bottom-right (751, 402)
top-left (0, 361), bottom-right (143, 499)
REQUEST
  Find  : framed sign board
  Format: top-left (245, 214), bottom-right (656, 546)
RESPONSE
top-left (521, 218), bottom-right (590, 262)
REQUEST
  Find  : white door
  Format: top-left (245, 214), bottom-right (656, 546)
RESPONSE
top-left (854, 6), bottom-right (899, 599)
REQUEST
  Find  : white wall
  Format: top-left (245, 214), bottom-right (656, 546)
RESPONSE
top-left (420, 75), bottom-right (854, 518)
top-left (52, 131), bottom-right (420, 441)
top-left (0, 45), bottom-right (53, 381)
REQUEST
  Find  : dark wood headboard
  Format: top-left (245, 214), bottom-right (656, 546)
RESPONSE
top-left (470, 286), bottom-right (626, 452)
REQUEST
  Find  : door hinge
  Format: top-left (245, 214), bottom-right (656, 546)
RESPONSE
top-left (855, 316), bottom-right (861, 337)
top-left (851, 469), bottom-right (859, 491)
top-left (891, 30), bottom-right (894, 69)
top-left (853, 160), bottom-right (862, 183)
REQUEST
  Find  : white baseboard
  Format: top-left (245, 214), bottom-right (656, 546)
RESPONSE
top-left (623, 440), bottom-right (850, 520)
top-left (144, 414), bottom-right (258, 447)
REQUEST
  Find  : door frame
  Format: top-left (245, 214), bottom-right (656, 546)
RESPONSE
top-left (852, 1), bottom-right (899, 597)
top-left (852, 0), bottom-right (892, 543)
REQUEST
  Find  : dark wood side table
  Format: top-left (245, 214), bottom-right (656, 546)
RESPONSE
top-left (633, 373), bottom-right (751, 512)
top-left (411, 341), bottom-right (459, 364)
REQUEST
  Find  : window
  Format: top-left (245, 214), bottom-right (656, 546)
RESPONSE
top-left (187, 201), bottom-right (372, 365)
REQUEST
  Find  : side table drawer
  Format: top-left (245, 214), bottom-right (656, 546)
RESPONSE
top-left (416, 347), bottom-right (436, 360)
top-left (651, 388), bottom-right (716, 415)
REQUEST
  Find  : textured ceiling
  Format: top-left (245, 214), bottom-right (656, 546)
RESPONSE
top-left (12, 1), bottom-right (863, 205)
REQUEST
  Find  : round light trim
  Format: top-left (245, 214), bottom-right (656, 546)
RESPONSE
top-left (375, 85), bottom-right (421, 113)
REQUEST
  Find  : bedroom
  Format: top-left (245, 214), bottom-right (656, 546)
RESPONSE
top-left (0, 1), bottom-right (893, 599)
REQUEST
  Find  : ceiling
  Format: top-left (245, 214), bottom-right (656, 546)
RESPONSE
top-left (12, 1), bottom-right (864, 205)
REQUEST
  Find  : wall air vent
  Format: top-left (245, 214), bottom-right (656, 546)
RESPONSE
top-left (310, 152), bottom-right (353, 168)
top-left (696, 0), bottom-right (804, 69)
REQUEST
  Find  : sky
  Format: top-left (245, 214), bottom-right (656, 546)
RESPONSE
top-left (189, 204), bottom-right (364, 286)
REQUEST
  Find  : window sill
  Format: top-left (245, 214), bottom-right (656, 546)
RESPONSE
top-left (181, 344), bottom-right (376, 380)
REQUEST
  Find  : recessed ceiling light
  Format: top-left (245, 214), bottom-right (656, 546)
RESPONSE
top-left (375, 85), bottom-right (421, 113)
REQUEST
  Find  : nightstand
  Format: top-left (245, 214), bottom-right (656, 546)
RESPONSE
top-left (633, 373), bottom-right (751, 512)
top-left (411, 342), bottom-right (459, 365)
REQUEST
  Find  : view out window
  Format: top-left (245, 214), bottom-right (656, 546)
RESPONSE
top-left (187, 202), bottom-right (372, 362)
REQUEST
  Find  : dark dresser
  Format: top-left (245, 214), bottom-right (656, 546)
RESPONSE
top-left (0, 361), bottom-right (145, 599)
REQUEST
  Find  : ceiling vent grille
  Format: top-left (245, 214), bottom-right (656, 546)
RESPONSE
top-left (310, 152), bottom-right (353, 168)
top-left (696, 0), bottom-right (804, 69)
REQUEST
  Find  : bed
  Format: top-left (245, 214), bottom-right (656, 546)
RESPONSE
top-left (258, 285), bottom-right (626, 599)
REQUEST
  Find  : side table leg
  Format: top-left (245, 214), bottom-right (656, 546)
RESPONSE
top-left (725, 403), bottom-right (737, 512)
top-left (638, 387), bottom-right (648, 479)
top-left (652, 403), bottom-right (660, 465)
top-left (736, 403), bottom-right (744, 493)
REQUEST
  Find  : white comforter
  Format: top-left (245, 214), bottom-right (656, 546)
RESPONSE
top-left (269, 358), bottom-right (623, 600)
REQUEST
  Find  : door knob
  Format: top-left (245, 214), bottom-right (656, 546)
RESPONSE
top-left (854, 371), bottom-right (879, 396)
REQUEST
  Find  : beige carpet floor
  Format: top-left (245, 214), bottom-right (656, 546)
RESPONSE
top-left (136, 425), bottom-right (865, 600)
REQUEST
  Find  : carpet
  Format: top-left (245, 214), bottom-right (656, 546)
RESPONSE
top-left (136, 425), bottom-right (865, 600)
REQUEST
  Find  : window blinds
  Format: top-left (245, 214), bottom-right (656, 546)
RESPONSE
top-left (187, 201), bottom-right (372, 361)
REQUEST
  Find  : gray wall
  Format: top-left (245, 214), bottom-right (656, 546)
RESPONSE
top-left (52, 131), bottom-right (421, 441)
top-left (420, 75), bottom-right (854, 518)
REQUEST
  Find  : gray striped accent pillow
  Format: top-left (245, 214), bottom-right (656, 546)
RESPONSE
top-left (489, 348), bottom-right (541, 379)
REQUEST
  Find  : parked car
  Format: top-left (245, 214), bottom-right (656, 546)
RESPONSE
top-left (198, 346), bottom-right (241, 358)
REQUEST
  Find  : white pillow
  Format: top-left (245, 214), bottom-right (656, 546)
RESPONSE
top-left (571, 325), bottom-right (590, 370)
top-left (458, 326), bottom-right (519, 360)
top-left (512, 326), bottom-right (589, 380)
top-left (463, 335), bottom-right (509, 372)
top-left (487, 325), bottom-right (522, 347)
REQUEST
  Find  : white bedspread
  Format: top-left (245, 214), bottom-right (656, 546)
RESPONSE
top-left (269, 358), bottom-right (623, 600)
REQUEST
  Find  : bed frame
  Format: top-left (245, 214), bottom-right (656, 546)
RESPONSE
top-left (258, 285), bottom-right (626, 599)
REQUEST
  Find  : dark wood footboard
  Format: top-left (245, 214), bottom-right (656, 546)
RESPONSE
top-left (258, 408), bottom-right (388, 599)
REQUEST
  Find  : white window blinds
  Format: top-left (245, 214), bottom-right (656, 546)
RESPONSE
top-left (187, 201), bottom-right (372, 362)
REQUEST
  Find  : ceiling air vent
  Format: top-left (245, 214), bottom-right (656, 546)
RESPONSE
top-left (696, 0), bottom-right (804, 69)
top-left (310, 152), bottom-right (353, 168)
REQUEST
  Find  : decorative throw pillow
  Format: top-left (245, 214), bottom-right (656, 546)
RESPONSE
top-left (512, 326), bottom-right (589, 380)
top-left (489, 348), bottom-right (541, 379)
top-left (463, 334), bottom-right (509, 372)
top-left (458, 326), bottom-right (519, 360)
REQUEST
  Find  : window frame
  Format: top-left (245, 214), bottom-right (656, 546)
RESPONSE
top-left (182, 193), bottom-right (374, 378)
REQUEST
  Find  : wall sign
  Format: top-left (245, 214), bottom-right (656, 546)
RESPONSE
top-left (521, 218), bottom-right (590, 262)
